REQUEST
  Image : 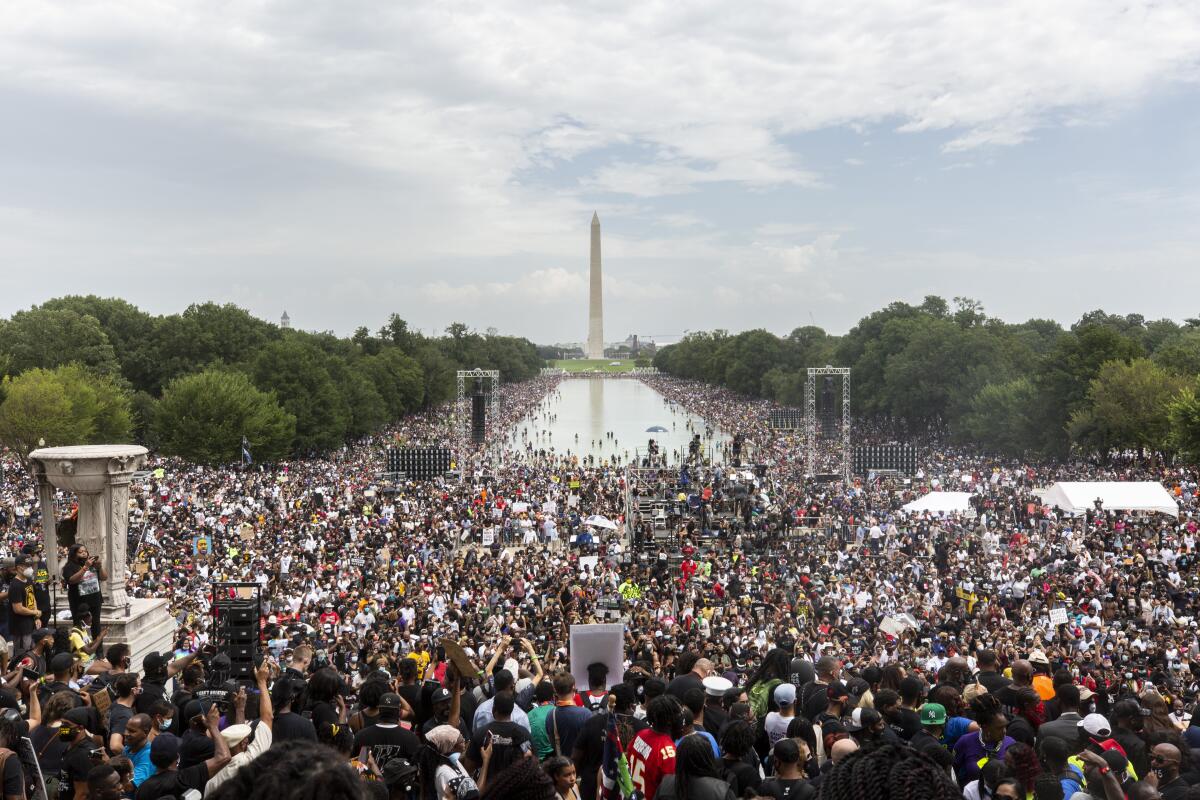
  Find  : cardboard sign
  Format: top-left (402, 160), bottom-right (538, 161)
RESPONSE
top-left (1049, 607), bottom-right (1069, 626)
top-left (578, 556), bottom-right (599, 572)
top-left (569, 623), bottom-right (625, 690)
top-left (239, 523), bottom-right (255, 541)
top-left (482, 530), bottom-right (495, 546)
top-left (440, 637), bottom-right (479, 679)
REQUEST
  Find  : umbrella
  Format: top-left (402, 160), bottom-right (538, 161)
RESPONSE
top-left (584, 514), bottom-right (618, 530)
top-left (645, 425), bottom-right (668, 432)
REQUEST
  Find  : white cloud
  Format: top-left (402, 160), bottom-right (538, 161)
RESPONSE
top-left (1, 1), bottom-right (1199, 340)
top-left (754, 234), bottom-right (841, 275)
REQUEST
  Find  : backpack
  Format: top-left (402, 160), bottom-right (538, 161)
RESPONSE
top-left (749, 679), bottom-right (781, 719)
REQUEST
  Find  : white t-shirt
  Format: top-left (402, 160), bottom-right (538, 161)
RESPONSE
top-left (435, 761), bottom-right (478, 799)
top-left (764, 711), bottom-right (792, 747)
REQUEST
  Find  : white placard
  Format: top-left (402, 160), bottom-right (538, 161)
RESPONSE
top-left (569, 623), bottom-right (625, 690)
top-left (482, 530), bottom-right (495, 546)
top-left (579, 556), bottom-right (599, 572)
top-left (1048, 607), bottom-right (1068, 626)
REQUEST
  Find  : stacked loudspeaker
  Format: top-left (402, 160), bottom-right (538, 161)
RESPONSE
top-left (212, 584), bottom-right (261, 680)
top-left (768, 409), bottom-right (804, 430)
top-left (852, 444), bottom-right (918, 476)
top-left (386, 447), bottom-right (453, 480)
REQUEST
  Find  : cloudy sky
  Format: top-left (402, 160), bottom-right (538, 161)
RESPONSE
top-left (2, 1), bottom-right (1199, 345)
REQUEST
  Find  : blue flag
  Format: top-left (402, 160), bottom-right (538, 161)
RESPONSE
top-left (241, 436), bottom-right (252, 465)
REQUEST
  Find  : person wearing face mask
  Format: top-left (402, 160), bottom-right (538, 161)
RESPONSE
top-left (58, 706), bottom-right (105, 800)
top-left (1150, 742), bottom-right (1189, 799)
top-left (6, 556), bottom-right (40, 656)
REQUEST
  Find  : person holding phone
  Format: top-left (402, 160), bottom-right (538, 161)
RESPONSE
top-left (64, 545), bottom-right (106, 640)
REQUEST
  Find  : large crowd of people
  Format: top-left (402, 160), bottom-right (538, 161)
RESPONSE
top-left (0, 372), bottom-right (1199, 800)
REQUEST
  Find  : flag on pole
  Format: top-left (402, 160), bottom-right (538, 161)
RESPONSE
top-left (600, 707), bottom-right (635, 799)
top-left (241, 436), bottom-right (253, 466)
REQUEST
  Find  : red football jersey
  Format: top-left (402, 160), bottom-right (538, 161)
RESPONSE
top-left (627, 728), bottom-right (676, 800)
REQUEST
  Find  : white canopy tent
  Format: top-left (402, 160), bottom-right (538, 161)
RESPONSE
top-left (901, 491), bottom-right (975, 516)
top-left (1039, 481), bottom-right (1179, 518)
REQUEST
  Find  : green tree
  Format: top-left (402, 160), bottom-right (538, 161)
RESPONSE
top-left (0, 308), bottom-right (121, 376)
top-left (1068, 358), bottom-right (1184, 457)
top-left (0, 364), bottom-right (133, 457)
top-left (1152, 329), bottom-right (1200, 377)
top-left (1031, 324), bottom-right (1144, 456)
top-left (360, 350), bottom-right (426, 419)
top-left (1169, 378), bottom-right (1200, 460)
top-left (154, 369), bottom-right (295, 465)
top-left (251, 339), bottom-right (350, 454)
top-left (959, 378), bottom-right (1039, 456)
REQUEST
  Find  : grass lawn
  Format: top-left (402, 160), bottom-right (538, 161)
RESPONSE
top-left (551, 359), bottom-right (637, 373)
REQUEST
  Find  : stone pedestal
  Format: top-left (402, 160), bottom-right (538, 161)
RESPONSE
top-left (27, 445), bottom-right (176, 665)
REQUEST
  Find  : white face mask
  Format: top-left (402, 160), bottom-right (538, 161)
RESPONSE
top-left (21, 568), bottom-right (33, 579)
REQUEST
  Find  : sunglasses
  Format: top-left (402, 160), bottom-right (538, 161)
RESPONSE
top-left (1151, 755), bottom-right (1178, 765)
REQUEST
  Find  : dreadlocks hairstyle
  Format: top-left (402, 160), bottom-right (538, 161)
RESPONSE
top-left (206, 739), bottom-right (362, 800)
top-left (479, 757), bottom-right (556, 800)
top-left (968, 692), bottom-right (1005, 727)
top-left (818, 743), bottom-right (959, 800)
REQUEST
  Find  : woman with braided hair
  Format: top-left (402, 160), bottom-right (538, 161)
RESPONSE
top-left (817, 743), bottom-right (959, 800)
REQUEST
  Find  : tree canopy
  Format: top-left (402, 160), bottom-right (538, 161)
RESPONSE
top-left (655, 300), bottom-right (1200, 460)
top-left (0, 298), bottom-right (544, 460)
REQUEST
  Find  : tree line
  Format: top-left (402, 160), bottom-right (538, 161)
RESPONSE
top-left (652, 296), bottom-right (1200, 461)
top-left (0, 297), bottom-right (543, 465)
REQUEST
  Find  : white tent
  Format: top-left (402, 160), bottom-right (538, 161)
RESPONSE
top-left (901, 491), bottom-right (975, 515)
top-left (1039, 481), bottom-right (1179, 517)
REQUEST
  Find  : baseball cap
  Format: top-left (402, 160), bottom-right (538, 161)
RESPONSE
top-left (430, 688), bottom-right (452, 704)
top-left (826, 681), bottom-right (850, 701)
top-left (703, 676), bottom-right (732, 697)
top-left (919, 703), bottom-right (948, 726)
top-left (220, 724), bottom-right (253, 748)
top-left (379, 693), bottom-right (402, 711)
top-left (843, 707), bottom-right (865, 732)
top-left (63, 707), bottom-right (91, 727)
top-left (150, 733), bottom-right (181, 766)
top-left (49, 652), bottom-right (75, 674)
top-left (32, 628), bottom-right (55, 642)
top-left (774, 683), bottom-right (797, 706)
top-left (1079, 713), bottom-right (1112, 738)
top-left (183, 698), bottom-right (216, 720)
top-left (143, 651), bottom-right (168, 674)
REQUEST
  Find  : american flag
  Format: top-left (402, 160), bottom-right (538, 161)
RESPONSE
top-left (600, 710), bottom-right (635, 800)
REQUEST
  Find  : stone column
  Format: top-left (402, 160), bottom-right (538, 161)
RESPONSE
top-left (31, 466), bottom-right (60, 593)
top-left (101, 454), bottom-right (138, 612)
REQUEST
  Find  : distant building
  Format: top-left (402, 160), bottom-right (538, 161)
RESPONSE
top-left (280, 311), bottom-right (291, 329)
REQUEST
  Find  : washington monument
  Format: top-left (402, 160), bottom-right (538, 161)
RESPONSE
top-left (587, 211), bottom-right (604, 358)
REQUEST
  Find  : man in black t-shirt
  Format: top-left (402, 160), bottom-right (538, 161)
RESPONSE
top-left (758, 739), bottom-right (815, 799)
top-left (7, 556), bottom-right (39, 655)
top-left (462, 693), bottom-right (531, 778)
top-left (352, 693), bottom-right (419, 769)
top-left (58, 707), bottom-right (98, 800)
